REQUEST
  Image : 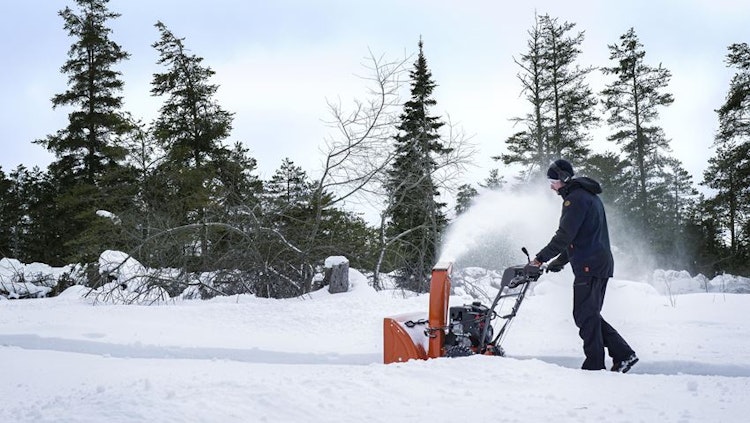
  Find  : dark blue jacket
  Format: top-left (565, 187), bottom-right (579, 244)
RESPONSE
top-left (535, 177), bottom-right (614, 279)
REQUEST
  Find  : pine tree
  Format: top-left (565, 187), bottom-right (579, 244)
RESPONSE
top-left (385, 39), bottom-right (450, 292)
top-left (601, 28), bottom-right (674, 230)
top-left (500, 14), bottom-right (547, 175)
top-left (682, 199), bottom-right (725, 275)
top-left (33, 0), bottom-right (130, 263)
top-left (702, 42), bottom-right (750, 270)
top-left (539, 15), bottom-right (597, 161)
top-left (651, 158), bottom-right (699, 260)
top-left (584, 152), bottom-right (630, 207)
top-left (500, 14), bottom-right (597, 177)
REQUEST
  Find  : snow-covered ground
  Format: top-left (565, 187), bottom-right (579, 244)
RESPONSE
top-left (2, 188), bottom-right (748, 422)
top-left (2, 265), bottom-right (749, 423)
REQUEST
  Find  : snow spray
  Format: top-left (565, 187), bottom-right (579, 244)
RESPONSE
top-left (438, 182), bottom-right (658, 280)
top-left (438, 184), bottom-right (561, 270)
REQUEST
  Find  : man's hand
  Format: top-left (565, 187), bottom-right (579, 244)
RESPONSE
top-left (545, 260), bottom-right (565, 273)
top-left (524, 261), bottom-right (542, 276)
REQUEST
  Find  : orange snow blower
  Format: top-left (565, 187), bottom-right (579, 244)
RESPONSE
top-left (383, 248), bottom-right (543, 364)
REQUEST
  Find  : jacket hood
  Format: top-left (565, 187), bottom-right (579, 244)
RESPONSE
top-left (560, 176), bottom-right (602, 196)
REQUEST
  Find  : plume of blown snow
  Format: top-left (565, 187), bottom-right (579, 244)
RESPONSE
top-left (439, 185), bottom-right (561, 270)
top-left (439, 181), bottom-right (661, 282)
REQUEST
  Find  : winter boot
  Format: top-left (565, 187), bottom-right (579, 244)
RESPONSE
top-left (611, 353), bottom-right (639, 373)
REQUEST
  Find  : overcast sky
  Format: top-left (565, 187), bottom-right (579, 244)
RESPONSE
top-left (2, 0), bottom-right (749, 186)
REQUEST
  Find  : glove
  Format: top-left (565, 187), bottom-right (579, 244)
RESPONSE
top-left (523, 262), bottom-right (542, 276)
top-left (545, 260), bottom-right (565, 273)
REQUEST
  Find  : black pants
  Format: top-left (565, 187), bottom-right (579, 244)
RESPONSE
top-left (573, 277), bottom-right (634, 370)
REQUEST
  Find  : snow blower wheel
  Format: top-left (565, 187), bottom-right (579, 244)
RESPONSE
top-left (445, 345), bottom-right (474, 357)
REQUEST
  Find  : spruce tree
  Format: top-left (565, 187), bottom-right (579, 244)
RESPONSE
top-left (38, 0), bottom-right (130, 184)
top-left (0, 168), bottom-right (14, 257)
top-left (9, 167), bottom-right (64, 265)
top-left (264, 158), bottom-right (313, 217)
top-left (253, 158), bottom-right (313, 295)
top-left (704, 147), bottom-right (745, 259)
top-left (118, 115), bottom-right (162, 245)
top-left (211, 141), bottom-right (262, 222)
top-left (150, 21), bottom-right (234, 266)
top-left (385, 39), bottom-right (450, 292)
top-left (35, 0), bottom-right (130, 263)
top-left (151, 21), bottom-right (233, 168)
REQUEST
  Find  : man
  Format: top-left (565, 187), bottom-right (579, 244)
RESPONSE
top-left (531, 159), bottom-right (638, 372)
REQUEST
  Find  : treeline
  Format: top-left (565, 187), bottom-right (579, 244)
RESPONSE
top-left (0, 2), bottom-right (748, 298)
top-left (460, 15), bottom-right (750, 277)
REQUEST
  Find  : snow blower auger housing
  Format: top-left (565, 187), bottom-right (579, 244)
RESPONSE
top-left (383, 248), bottom-right (543, 364)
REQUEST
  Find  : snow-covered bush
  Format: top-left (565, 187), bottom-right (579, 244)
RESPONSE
top-left (87, 250), bottom-right (171, 305)
top-left (707, 273), bottom-right (750, 294)
top-left (0, 258), bottom-right (77, 299)
top-left (648, 269), bottom-right (750, 295)
top-left (650, 269), bottom-right (709, 296)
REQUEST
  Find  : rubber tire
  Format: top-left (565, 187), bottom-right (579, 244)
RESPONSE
top-left (445, 345), bottom-right (474, 358)
top-left (486, 344), bottom-right (506, 357)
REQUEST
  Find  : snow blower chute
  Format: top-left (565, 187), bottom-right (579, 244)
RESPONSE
top-left (383, 248), bottom-right (543, 364)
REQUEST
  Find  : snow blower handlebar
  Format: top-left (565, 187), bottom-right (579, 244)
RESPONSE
top-left (502, 247), bottom-right (543, 289)
top-left (520, 246), bottom-right (543, 282)
top-left (476, 248), bottom-right (542, 353)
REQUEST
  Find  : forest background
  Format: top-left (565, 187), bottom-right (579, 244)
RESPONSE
top-left (1, 0), bottom-right (749, 299)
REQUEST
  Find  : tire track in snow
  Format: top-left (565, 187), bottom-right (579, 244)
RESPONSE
top-left (3, 335), bottom-right (747, 377)
top-left (0, 334), bottom-right (380, 365)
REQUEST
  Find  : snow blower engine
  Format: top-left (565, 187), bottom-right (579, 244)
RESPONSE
top-left (383, 247), bottom-right (543, 363)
